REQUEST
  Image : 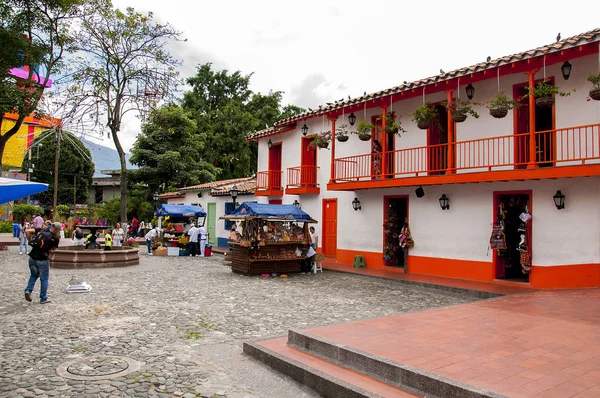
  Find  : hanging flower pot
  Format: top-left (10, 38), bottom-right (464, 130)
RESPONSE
top-left (451, 113), bottom-right (468, 123)
top-left (358, 133), bottom-right (371, 141)
top-left (416, 120), bottom-right (432, 130)
top-left (317, 142), bottom-right (329, 149)
top-left (489, 107), bottom-right (509, 119)
top-left (335, 124), bottom-right (350, 142)
top-left (336, 135), bottom-right (349, 142)
top-left (535, 96), bottom-right (555, 108)
top-left (589, 88), bottom-right (600, 101)
top-left (354, 120), bottom-right (374, 142)
top-left (309, 130), bottom-right (331, 150)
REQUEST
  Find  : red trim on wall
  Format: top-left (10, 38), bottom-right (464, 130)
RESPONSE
top-left (530, 264), bottom-right (600, 289)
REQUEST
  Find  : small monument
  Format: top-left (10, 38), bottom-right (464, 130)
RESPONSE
top-left (66, 276), bottom-right (92, 293)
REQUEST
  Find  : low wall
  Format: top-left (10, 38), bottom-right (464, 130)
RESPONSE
top-left (50, 246), bottom-right (140, 269)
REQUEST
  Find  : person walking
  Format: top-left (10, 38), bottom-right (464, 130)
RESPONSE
top-left (32, 213), bottom-right (44, 231)
top-left (187, 222), bottom-right (199, 256)
top-left (199, 224), bottom-right (208, 256)
top-left (24, 222), bottom-right (61, 304)
top-left (112, 223), bottom-right (124, 247)
top-left (131, 217), bottom-right (139, 238)
top-left (19, 219), bottom-right (29, 254)
top-left (145, 226), bottom-right (159, 255)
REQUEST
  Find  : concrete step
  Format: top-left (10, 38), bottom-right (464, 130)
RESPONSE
top-left (286, 330), bottom-right (505, 398)
top-left (244, 337), bottom-right (420, 398)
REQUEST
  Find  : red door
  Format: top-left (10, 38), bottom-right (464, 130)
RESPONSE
top-left (268, 143), bottom-right (282, 189)
top-left (301, 137), bottom-right (317, 187)
top-left (322, 199), bottom-right (337, 258)
top-left (427, 104), bottom-right (448, 175)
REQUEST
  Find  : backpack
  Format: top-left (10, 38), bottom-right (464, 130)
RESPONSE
top-left (30, 230), bottom-right (54, 250)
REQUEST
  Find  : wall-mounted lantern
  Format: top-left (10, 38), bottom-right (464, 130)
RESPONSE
top-left (348, 112), bottom-right (357, 126)
top-left (553, 190), bottom-right (565, 210)
top-left (352, 197), bottom-right (361, 211)
top-left (301, 123), bottom-right (309, 136)
top-left (465, 84), bottom-right (475, 100)
top-left (267, 139), bottom-right (272, 150)
top-left (561, 61), bottom-right (572, 81)
top-left (439, 194), bottom-right (450, 210)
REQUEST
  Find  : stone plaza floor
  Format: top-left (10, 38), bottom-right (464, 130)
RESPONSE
top-left (0, 247), bottom-right (478, 398)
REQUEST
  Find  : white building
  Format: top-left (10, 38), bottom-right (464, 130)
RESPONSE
top-left (247, 29), bottom-right (600, 289)
top-left (161, 176), bottom-right (256, 248)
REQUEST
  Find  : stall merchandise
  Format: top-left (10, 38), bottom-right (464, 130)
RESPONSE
top-left (220, 202), bottom-right (317, 275)
top-left (154, 204), bottom-right (207, 255)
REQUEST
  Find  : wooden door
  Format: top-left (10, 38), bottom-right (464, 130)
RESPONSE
top-left (322, 199), bottom-right (337, 258)
top-left (301, 137), bottom-right (317, 187)
top-left (207, 202), bottom-right (216, 244)
top-left (268, 143), bottom-right (282, 189)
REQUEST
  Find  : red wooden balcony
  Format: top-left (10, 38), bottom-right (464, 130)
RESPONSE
top-left (285, 165), bottom-right (320, 195)
top-left (330, 123), bottom-right (600, 190)
top-left (255, 170), bottom-right (284, 196)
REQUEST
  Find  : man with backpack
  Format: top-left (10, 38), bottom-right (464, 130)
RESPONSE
top-left (24, 222), bottom-right (61, 304)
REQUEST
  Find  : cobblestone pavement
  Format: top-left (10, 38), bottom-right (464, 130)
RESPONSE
top-left (0, 246), bottom-right (479, 398)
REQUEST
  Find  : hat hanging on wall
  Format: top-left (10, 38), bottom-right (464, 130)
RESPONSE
top-left (415, 186), bottom-right (425, 198)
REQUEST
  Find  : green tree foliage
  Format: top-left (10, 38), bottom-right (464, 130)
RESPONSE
top-left (67, 0), bottom-right (181, 224)
top-left (56, 204), bottom-right (70, 220)
top-left (130, 105), bottom-right (219, 191)
top-left (20, 130), bottom-right (94, 207)
top-left (0, 0), bottom-right (84, 168)
top-left (182, 63), bottom-right (304, 180)
top-left (12, 204), bottom-right (43, 222)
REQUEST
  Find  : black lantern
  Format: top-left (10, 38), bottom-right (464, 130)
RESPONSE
top-left (465, 84), bottom-right (475, 100)
top-left (348, 112), bottom-right (357, 126)
top-left (553, 190), bottom-right (565, 210)
top-left (293, 199), bottom-right (300, 209)
top-left (439, 194), bottom-right (450, 210)
top-left (415, 186), bottom-right (425, 198)
top-left (352, 197), bottom-right (361, 211)
top-left (267, 139), bottom-right (272, 150)
top-left (301, 123), bottom-right (309, 136)
top-left (231, 184), bottom-right (238, 209)
top-left (561, 61), bottom-right (572, 80)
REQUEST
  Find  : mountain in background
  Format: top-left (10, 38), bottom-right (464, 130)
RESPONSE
top-left (79, 137), bottom-right (137, 177)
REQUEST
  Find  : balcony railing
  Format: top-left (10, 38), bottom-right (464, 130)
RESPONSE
top-left (256, 170), bottom-right (283, 190)
top-left (286, 165), bottom-right (319, 189)
top-left (333, 124), bottom-right (600, 182)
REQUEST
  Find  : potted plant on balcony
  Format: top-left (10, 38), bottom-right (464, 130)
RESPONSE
top-left (588, 73), bottom-right (600, 101)
top-left (309, 131), bottom-right (331, 149)
top-left (335, 124), bottom-right (350, 142)
top-left (409, 102), bottom-right (437, 130)
top-left (484, 92), bottom-right (522, 119)
top-left (524, 80), bottom-right (571, 107)
top-left (377, 112), bottom-right (407, 136)
top-left (354, 120), bottom-right (374, 141)
top-left (443, 98), bottom-right (479, 123)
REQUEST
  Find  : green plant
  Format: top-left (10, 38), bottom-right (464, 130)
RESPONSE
top-left (0, 221), bottom-right (13, 233)
top-left (355, 120), bottom-right (374, 136)
top-left (587, 73), bottom-right (600, 89)
top-left (442, 98), bottom-right (480, 119)
top-left (485, 92), bottom-right (522, 111)
top-left (409, 102), bottom-right (438, 126)
top-left (309, 131), bottom-right (331, 149)
top-left (56, 205), bottom-right (70, 220)
top-left (335, 124), bottom-right (350, 139)
top-left (523, 80), bottom-right (572, 98)
top-left (377, 112), bottom-right (407, 136)
top-left (12, 204), bottom-right (43, 222)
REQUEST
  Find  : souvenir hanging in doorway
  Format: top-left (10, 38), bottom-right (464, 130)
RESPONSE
top-left (518, 207), bottom-right (532, 274)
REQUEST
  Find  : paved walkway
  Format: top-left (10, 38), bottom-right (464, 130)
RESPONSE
top-left (304, 289), bottom-right (600, 397)
top-left (0, 246), bottom-right (477, 398)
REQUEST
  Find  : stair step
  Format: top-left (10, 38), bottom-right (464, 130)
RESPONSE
top-left (287, 329), bottom-right (505, 398)
top-left (244, 337), bottom-right (420, 398)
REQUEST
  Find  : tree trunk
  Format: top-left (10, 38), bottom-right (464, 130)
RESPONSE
top-left (111, 127), bottom-right (128, 224)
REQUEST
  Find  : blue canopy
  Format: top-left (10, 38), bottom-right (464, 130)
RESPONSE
top-left (0, 177), bottom-right (48, 204)
top-left (221, 202), bottom-right (315, 222)
top-left (155, 204), bottom-right (206, 218)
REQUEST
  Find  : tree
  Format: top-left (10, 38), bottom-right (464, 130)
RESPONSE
top-left (12, 203), bottom-right (43, 222)
top-left (20, 130), bottom-right (94, 207)
top-left (130, 105), bottom-right (219, 191)
top-left (182, 63), bottom-right (305, 180)
top-left (67, 0), bottom-right (181, 224)
top-left (0, 0), bottom-right (84, 168)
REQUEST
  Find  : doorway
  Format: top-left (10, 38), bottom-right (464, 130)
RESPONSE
top-left (322, 199), bottom-right (337, 258)
top-left (427, 104), bottom-right (448, 175)
top-left (207, 202), bottom-right (216, 245)
top-left (514, 80), bottom-right (555, 168)
top-left (371, 114), bottom-right (396, 178)
top-left (268, 142), bottom-right (282, 189)
top-left (383, 196), bottom-right (408, 268)
top-left (301, 137), bottom-right (317, 187)
top-left (493, 191), bottom-right (532, 282)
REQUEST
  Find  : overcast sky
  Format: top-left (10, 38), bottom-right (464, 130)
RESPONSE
top-left (89, 0), bottom-right (598, 152)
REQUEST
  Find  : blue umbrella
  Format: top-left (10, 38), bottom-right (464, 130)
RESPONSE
top-left (0, 177), bottom-right (48, 204)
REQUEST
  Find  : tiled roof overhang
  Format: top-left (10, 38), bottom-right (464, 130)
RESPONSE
top-left (246, 28), bottom-right (600, 141)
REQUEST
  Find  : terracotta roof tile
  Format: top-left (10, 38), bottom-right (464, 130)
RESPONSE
top-left (159, 176), bottom-right (256, 198)
top-left (246, 28), bottom-right (600, 140)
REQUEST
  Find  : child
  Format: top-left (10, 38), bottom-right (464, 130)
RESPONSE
top-left (104, 231), bottom-right (112, 251)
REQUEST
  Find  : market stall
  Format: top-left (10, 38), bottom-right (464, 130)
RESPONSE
top-left (154, 204), bottom-right (207, 256)
top-left (220, 202), bottom-right (317, 275)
